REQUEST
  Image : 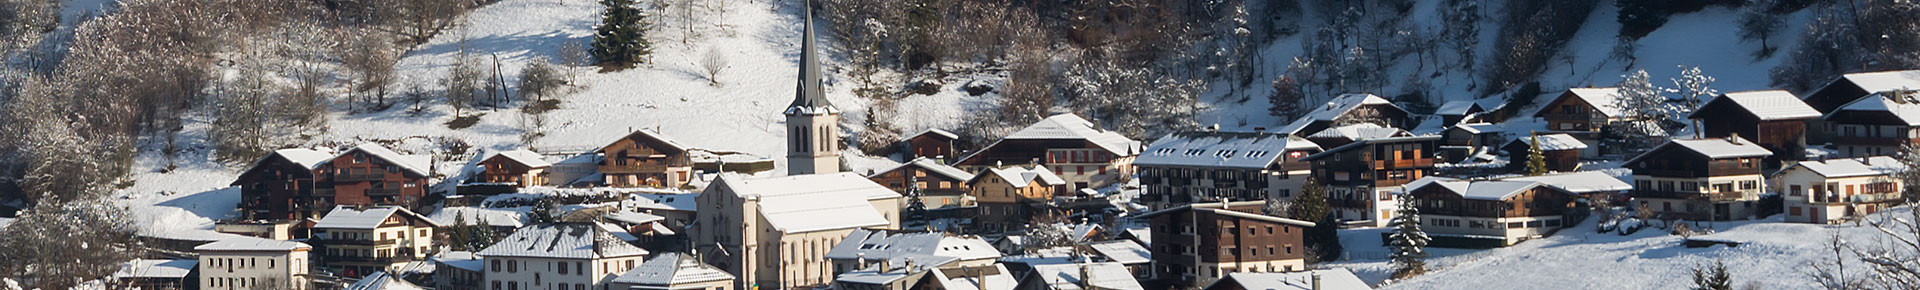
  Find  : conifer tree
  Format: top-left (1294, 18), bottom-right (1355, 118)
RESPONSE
top-left (1526, 134), bottom-right (1549, 176)
top-left (1288, 176), bottom-right (1329, 222)
top-left (529, 198), bottom-right (559, 224)
top-left (904, 175), bottom-right (928, 229)
top-left (449, 212), bottom-right (473, 251)
top-left (1387, 191), bottom-right (1430, 278)
top-left (1290, 176), bottom-right (1340, 262)
top-left (592, 0), bottom-right (652, 66)
top-left (1692, 260), bottom-right (1734, 290)
top-left (470, 219), bottom-right (497, 251)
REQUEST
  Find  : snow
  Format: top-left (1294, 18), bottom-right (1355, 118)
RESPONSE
top-left (1135, 131), bottom-right (1317, 169)
top-left (1509, 134), bottom-right (1588, 151)
top-left (1276, 93), bottom-right (1398, 136)
top-left (1502, 171), bottom-right (1633, 194)
top-left (427, 206), bottom-right (527, 228)
top-left (1436, 101), bottom-right (1483, 116)
top-left (825, 228), bottom-right (1000, 263)
top-left (1785, 156), bottom-right (1906, 179)
top-left (1024, 262), bottom-right (1144, 290)
top-left (1666, 136), bottom-right (1775, 159)
top-left (480, 149), bottom-right (554, 168)
top-left (1217, 268), bottom-right (1370, 290)
top-left (1696, 90), bottom-right (1822, 120)
top-left (1452, 123), bottom-right (1504, 134)
top-left (915, 128), bottom-right (958, 140)
top-left (998, 113), bottom-right (1142, 156)
top-left (344, 270), bottom-right (427, 290)
top-left (981, 166), bottom-right (1066, 189)
top-left (612, 253), bottom-right (734, 286)
top-left (112, 259), bottom-right (197, 279)
top-left (601, 211), bottom-right (664, 225)
top-left (476, 223), bottom-right (648, 259)
top-left (1832, 92), bottom-right (1920, 126)
top-left (314, 205), bottom-right (434, 230)
top-left (1083, 240), bottom-right (1150, 265)
top-left (338, 143), bottom-right (435, 177)
top-left (1308, 123), bottom-right (1409, 141)
top-left (1408, 179), bottom-right (1551, 201)
top-left (1835, 69), bottom-right (1920, 94)
top-left (195, 238), bottom-right (311, 252)
top-left (711, 173), bottom-right (896, 233)
top-left (870, 157), bottom-right (973, 181)
top-left (271, 148), bottom-right (337, 170)
top-left (1560, 88), bottom-right (1626, 117)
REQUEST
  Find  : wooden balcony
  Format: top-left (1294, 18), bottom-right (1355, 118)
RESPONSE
top-left (1832, 136), bottom-right (1919, 146)
top-left (334, 173), bottom-right (388, 182)
top-left (1635, 190), bottom-right (1753, 202)
top-left (313, 238), bottom-right (397, 247)
top-left (1373, 159), bottom-right (1435, 169)
top-left (601, 163), bottom-right (671, 173)
top-left (367, 188), bottom-right (402, 196)
top-left (313, 188), bottom-right (335, 196)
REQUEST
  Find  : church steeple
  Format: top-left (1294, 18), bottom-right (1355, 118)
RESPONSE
top-left (785, 0), bottom-right (835, 116)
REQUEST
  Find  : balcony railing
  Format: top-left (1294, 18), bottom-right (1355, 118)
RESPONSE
top-left (1373, 159), bottom-right (1435, 169)
top-left (1810, 193), bottom-right (1904, 204)
top-left (601, 163), bottom-right (671, 173)
top-left (324, 255), bottom-right (413, 263)
top-left (312, 238), bottom-right (398, 246)
top-left (366, 188), bottom-right (402, 196)
top-left (1635, 190), bottom-right (1753, 202)
top-left (313, 188), bottom-right (335, 196)
top-left (334, 173), bottom-right (388, 182)
top-left (1832, 136), bottom-right (1917, 146)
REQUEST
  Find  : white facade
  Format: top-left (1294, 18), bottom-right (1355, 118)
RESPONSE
top-left (482, 256), bottom-right (646, 290)
top-left (696, 173), bottom-right (903, 289)
top-left (196, 239), bottom-right (311, 290)
top-left (1773, 157), bottom-right (1906, 224)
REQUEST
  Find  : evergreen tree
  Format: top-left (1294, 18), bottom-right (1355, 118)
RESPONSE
top-left (1526, 134), bottom-right (1549, 176)
top-left (1290, 176), bottom-right (1341, 262)
top-left (904, 176), bottom-right (928, 229)
top-left (1288, 176), bottom-right (1330, 222)
top-left (469, 219), bottom-right (497, 251)
top-left (448, 212), bottom-right (472, 251)
top-left (591, 0), bottom-right (652, 66)
top-left (1387, 191), bottom-right (1430, 278)
top-left (1692, 260), bottom-right (1734, 290)
top-left (529, 198), bottom-right (559, 224)
top-left (1309, 214), bottom-right (1344, 263)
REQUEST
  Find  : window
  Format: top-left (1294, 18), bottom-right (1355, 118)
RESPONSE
top-left (508, 259), bottom-right (517, 273)
top-left (493, 281), bottom-right (501, 290)
top-left (559, 261), bottom-right (568, 275)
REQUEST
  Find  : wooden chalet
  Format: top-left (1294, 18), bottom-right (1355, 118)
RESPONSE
top-left (1135, 131), bottom-right (1322, 211)
top-left (953, 113), bottom-right (1141, 193)
top-left (1436, 100), bottom-right (1487, 126)
top-left (1822, 91), bottom-right (1920, 158)
top-left (1774, 156), bottom-right (1907, 224)
top-left (1502, 133), bottom-right (1587, 172)
top-left (868, 157), bottom-right (976, 210)
top-left (1298, 135), bottom-right (1441, 227)
top-left (1305, 123), bottom-right (1408, 149)
top-left (1624, 137), bottom-right (1773, 221)
top-left (1534, 88), bottom-right (1626, 134)
top-left (1800, 69), bottom-right (1920, 113)
top-left (232, 144), bottom-right (433, 221)
top-left (600, 130), bottom-right (695, 188)
top-left (1135, 201), bottom-right (1314, 287)
top-left (967, 165), bottom-right (1066, 233)
top-left (907, 128), bottom-right (959, 162)
top-left (1688, 90), bottom-right (1820, 166)
top-left (1275, 93), bottom-right (1409, 137)
top-left (1441, 123), bottom-right (1505, 162)
top-left (473, 149), bottom-right (552, 188)
top-left (1404, 178), bottom-right (1581, 247)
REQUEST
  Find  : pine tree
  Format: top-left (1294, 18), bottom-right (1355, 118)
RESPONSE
top-left (449, 212), bottom-right (472, 251)
top-left (1526, 134), bottom-right (1549, 176)
top-left (1309, 214), bottom-right (1344, 263)
top-left (529, 198), bottom-right (559, 224)
top-left (903, 175), bottom-right (928, 229)
top-left (1387, 191), bottom-right (1430, 278)
top-left (1692, 260), bottom-right (1734, 290)
top-left (591, 0), bottom-right (652, 66)
top-left (1268, 76), bottom-right (1303, 119)
top-left (1289, 176), bottom-right (1340, 262)
top-left (1288, 176), bottom-right (1330, 222)
top-left (470, 219), bottom-right (496, 251)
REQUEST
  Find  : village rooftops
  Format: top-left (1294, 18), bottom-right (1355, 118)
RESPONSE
top-left (1026, 262), bottom-right (1145, 290)
top-left (916, 128), bottom-right (959, 140)
top-left (1553, 87), bottom-right (1625, 117)
top-left (1625, 136), bottom-right (1774, 165)
top-left (601, 211), bottom-right (665, 225)
top-left (602, 129), bottom-right (691, 153)
top-left (1829, 69), bottom-right (1920, 94)
top-left (978, 166), bottom-right (1067, 188)
top-left (1502, 171), bottom-right (1633, 194)
top-left (341, 143), bottom-right (434, 177)
top-left (1690, 90), bottom-right (1822, 121)
top-left (826, 228), bottom-right (1001, 263)
top-left (1308, 123), bottom-right (1410, 141)
top-left (1829, 92), bottom-right (1920, 125)
top-left (928, 264), bottom-right (1018, 290)
top-left (432, 251), bottom-right (484, 272)
top-left (1132, 201), bottom-right (1316, 227)
top-left (1784, 156), bottom-right (1907, 178)
top-left (612, 252), bottom-right (735, 286)
top-left (1436, 100), bottom-right (1485, 116)
top-left (112, 259), bottom-right (196, 279)
top-left (194, 238), bottom-right (311, 252)
top-left (870, 157), bottom-right (974, 181)
top-left (1136, 131), bottom-right (1319, 169)
top-left (998, 113), bottom-right (1141, 155)
top-left (475, 223), bottom-right (650, 259)
top-left (273, 148), bottom-right (336, 170)
top-left (711, 172), bottom-right (898, 232)
top-left (1297, 135), bottom-right (1443, 162)
top-left (1508, 134), bottom-right (1588, 151)
top-left (344, 271), bottom-right (426, 290)
top-left (313, 205), bottom-right (438, 230)
top-left (480, 149), bottom-right (553, 168)
top-left (1083, 240), bottom-right (1150, 265)
top-left (1452, 123), bottom-right (1505, 134)
top-left (1406, 178), bottom-right (1556, 201)
top-left (1276, 93), bottom-right (1401, 135)
top-left (1207, 268), bottom-right (1371, 290)
top-left (632, 193), bottom-right (699, 212)
top-left (427, 206), bottom-right (525, 228)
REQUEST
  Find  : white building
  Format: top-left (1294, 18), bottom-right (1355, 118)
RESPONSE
top-left (312, 205), bottom-right (438, 277)
top-left (610, 253), bottom-right (736, 290)
top-left (196, 238), bottom-right (312, 290)
top-left (824, 228), bottom-right (1000, 276)
top-left (1774, 156), bottom-right (1907, 224)
top-left (695, 172), bottom-right (903, 289)
top-left (477, 223), bottom-right (651, 290)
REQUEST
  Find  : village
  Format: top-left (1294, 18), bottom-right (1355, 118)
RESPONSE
top-left (79, 3), bottom-right (1920, 290)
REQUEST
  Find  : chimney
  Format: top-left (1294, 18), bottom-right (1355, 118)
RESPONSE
top-left (857, 253), bottom-right (867, 270)
top-left (1726, 132), bottom-right (1742, 144)
top-left (1078, 263), bottom-right (1093, 290)
top-left (1312, 272), bottom-right (1323, 290)
top-left (1208, 124), bottom-right (1220, 132)
top-left (1254, 127), bottom-right (1268, 134)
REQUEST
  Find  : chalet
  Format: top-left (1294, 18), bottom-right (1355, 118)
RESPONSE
top-left (1136, 131), bottom-right (1322, 211)
top-left (1773, 156), bottom-right (1907, 224)
top-left (907, 264), bottom-right (1018, 290)
top-left (1201, 268), bottom-right (1372, 290)
top-left (1084, 240), bottom-right (1152, 279)
top-left (694, 173), bottom-right (904, 289)
top-left (195, 238), bottom-right (312, 290)
top-left (478, 223), bottom-right (652, 290)
top-left (1502, 134), bottom-right (1588, 173)
top-left (343, 271), bottom-right (426, 290)
top-left (113, 259), bottom-right (197, 290)
top-left (1275, 93), bottom-right (1410, 137)
top-left (908, 128), bottom-right (960, 162)
top-left (1440, 123), bottom-right (1505, 162)
top-left (1800, 69), bottom-right (1920, 113)
top-left (1503, 171), bottom-right (1635, 202)
top-left (1688, 90), bottom-right (1820, 166)
top-left (232, 144), bottom-right (433, 221)
top-left (868, 157), bottom-right (976, 210)
top-left (632, 193), bottom-right (699, 230)
top-left (967, 165), bottom-right (1067, 233)
top-left (1305, 123), bottom-right (1408, 149)
top-left (432, 252), bottom-right (484, 290)
top-left (214, 219), bottom-right (305, 240)
top-left (1135, 201), bottom-right (1314, 288)
top-left (954, 113), bottom-right (1142, 193)
top-left (1533, 88), bottom-right (1626, 134)
top-left (824, 228), bottom-right (999, 276)
top-left (1624, 137), bottom-right (1773, 221)
top-left (1822, 91), bottom-right (1920, 157)
top-left (1298, 135), bottom-right (1442, 227)
top-left (311, 205), bottom-right (438, 277)
top-left (1013, 262), bottom-right (1146, 290)
top-left (473, 149), bottom-right (552, 187)
top-left (599, 130), bottom-right (695, 188)
top-left (1403, 178), bottom-right (1581, 246)
top-left (609, 253), bottom-right (737, 290)
top-left (1436, 100), bottom-right (1487, 126)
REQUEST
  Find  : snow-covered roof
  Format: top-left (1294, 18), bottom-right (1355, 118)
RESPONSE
top-left (915, 128), bottom-right (959, 140)
top-left (1026, 262), bottom-right (1145, 290)
top-left (275, 148), bottom-right (336, 170)
top-left (1830, 92), bottom-right (1920, 126)
top-left (836, 268), bottom-right (916, 285)
top-left (1084, 240), bottom-right (1149, 264)
top-left (602, 211), bottom-right (664, 225)
top-left (1213, 268), bottom-right (1371, 290)
top-left (481, 149), bottom-right (553, 168)
top-left (432, 251), bottom-right (484, 272)
top-left (871, 157), bottom-right (974, 181)
top-left (1503, 171), bottom-right (1633, 193)
top-left (711, 173), bottom-right (898, 233)
top-left (314, 205), bottom-right (437, 230)
top-left (1136, 131), bottom-right (1318, 169)
top-left (1132, 201), bottom-right (1315, 227)
top-left (1000, 113), bottom-right (1142, 156)
top-left (929, 264), bottom-right (1018, 290)
top-left (427, 206), bottom-right (525, 228)
top-left (1627, 137), bottom-right (1773, 165)
top-left (476, 223), bottom-right (650, 259)
top-left (195, 238), bottom-right (311, 252)
top-left (344, 271), bottom-right (426, 290)
top-left (612, 253), bottom-right (734, 286)
top-left (980, 165), bottom-right (1066, 188)
top-left (331, 143), bottom-right (433, 177)
top-left (632, 193), bottom-right (700, 212)
top-left (113, 259), bottom-right (196, 279)
top-left (1408, 177), bottom-right (1569, 201)
top-left (1298, 135), bottom-right (1442, 162)
top-left (1785, 156), bottom-right (1907, 179)
top-left (1436, 100), bottom-right (1483, 115)
top-left (825, 228), bottom-right (1000, 264)
top-left (1307, 123), bottom-right (1408, 140)
top-left (1451, 123), bottom-right (1505, 134)
top-left (1692, 90), bottom-right (1821, 120)
top-left (1506, 134), bottom-right (1588, 151)
top-left (605, 129), bottom-right (691, 153)
top-left (1564, 87), bottom-right (1625, 117)
top-left (1277, 93), bottom-right (1399, 135)
top-left (1838, 69), bottom-right (1920, 93)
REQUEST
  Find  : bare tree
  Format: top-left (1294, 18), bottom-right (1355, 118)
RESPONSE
top-left (700, 47), bottom-right (727, 86)
top-left (518, 57), bottom-right (565, 103)
top-left (558, 40), bottom-right (588, 84)
top-left (1808, 232), bottom-right (1865, 290)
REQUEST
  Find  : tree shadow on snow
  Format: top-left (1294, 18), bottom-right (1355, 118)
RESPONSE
top-left (154, 187), bottom-right (242, 221)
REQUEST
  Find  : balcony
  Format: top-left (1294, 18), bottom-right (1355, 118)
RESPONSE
top-left (602, 163), bottom-right (671, 173)
top-left (334, 173), bottom-right (388, 182)
top-left (1635, 190), bottom-right (1752, 202)
top-left (1331, 198), bottom-right (1370, 209)
top-left (313, 238), bottom-right (398, 246)
top-left (366, 187), bottom-right (402, 196)
top-left (1832, 135), bottom-right (1917, 146)
top-left (312, 188), bottom-right (335, 196)
top-left (1809, 193), bottom-right (1904, 204)
top-left (1372, 159), bottom-right (1435, 169)
top-left (325, 254), bottom-right (413, 263)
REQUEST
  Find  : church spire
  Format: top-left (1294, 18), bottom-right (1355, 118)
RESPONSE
top-left (786, 0), bottom-right (835, 116)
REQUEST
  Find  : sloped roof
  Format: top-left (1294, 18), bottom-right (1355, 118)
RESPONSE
top-left (332, 143), bottom-right (433, 177)
top-left (1136, 131), bottom-right (1318, 169)
top-left (978, 166), bottom-right (1067, 188)
top-left (605, 129), bottom-right (690, 153)
top-left (826, 228), bottom-right (1000, 264)
top-left (1838, 69), bottom-right (1920, 93)
top-left (1298, 135), bottom-right (1442, 162)
top-left (1026, 262), bottom-right (1144, 290)
top-left (1213, 268), bottom-right (1372, 290)
top-left (1691, 90), bottom-right (1821, 120)
top-left (1503, 171), bottom-right (1633, 193)
top-left (276, 148), bottom-right (336, 170)
top-left (1308, 123), bottom-right (1409, 140)
top-left (1084, 240), bottom-right (1149, 264)
top-left (1436, 100), bottom-right (1483, 115)
top-left (1830, 92), bottom-right (1920, 126)
top-left (916, 128), bottom-right (959, 140)
top-left (1625, 137), bottom-right (1774, 166)
top-left (195, 238), bottom-right (311, 252)
top-left (1565, 87), bottom-right (1625, 117)
top-left (930, 264), bottom-right (1018, 290)
top-left (481, 149), bottom-right (553, 168)
top-left (344, 271), bottom-right (426, 290)
top-left (427, 206), bottom-right (525, 228)
top-left (113, 259), bottom-right (197, 279)
top-left (1452, 123), bottom-right (1505, 134)
top-left (1410, 178), bottom-right (1565, 201)
top-left (1132, 201), bottom-right (1315, 227)
top-left (432, 251), bottom-right (484, 272)
top-left (315, 205), bottom-right (438, 230)
top-left (602, 211), bottom-right (665, 225)
top-left (871, 157), bottom-right (974, 182)
top-left (612, 253), bottom-right (735, 286)
top-left (632, 193), bottom-right (700, 212)
top-left (1506, 134), bottom-right (1588, 151)
top-left (711, 173), bottom-right (897, 233)
top-left (476, 223), bottom-right (650, 259)
top-left (1276, 93), bottom-right (1399, 135)
top-left (1785, 156), bottom-right (1907, 178)
top-left (1001, 113), bottom-right (1142, 156)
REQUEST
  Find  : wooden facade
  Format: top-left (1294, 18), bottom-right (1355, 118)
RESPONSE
top-left (1689, 93), bottom-right (1815, 166)
top-left (1300, 136), bottom-right (1440, 223)
top-left (1534, 89), bottom-right (1621, 133)
top-left (600, 130), bottom-right (695, 188)
top-left (967, 166), bottom-right (1063, 233)
top-left (1440, 125), bottom-right (1503, 162)
top-left (320, 151), bottom-right (431, 208)
top-left (868, 159), bottom-right (973, 210)
top-left (1625, 139), bottom-right (1772, 220)
top-left (235, 152), bottom-right (322, 220)
top-left (1409, 184), bottom-right (1577, 219)
top-left (906, 130), bottom-right (957, 162)
top-left (1502, 140), bottom-right (1581, 172)
top-left (1140, 201), bottom-right (1312, 287)
top-left (476, 154), bottom-right (549, 187)
top-left (235, 147), bottom-right (431, 221)
top-left (1823, 96), bottom-right (1920, 158)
